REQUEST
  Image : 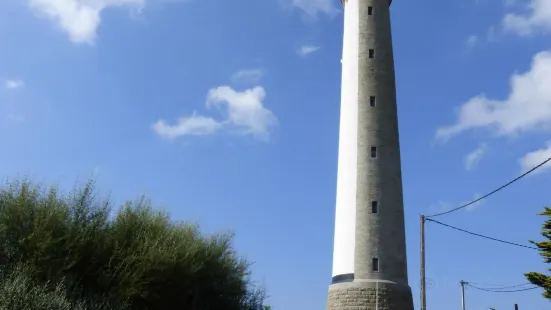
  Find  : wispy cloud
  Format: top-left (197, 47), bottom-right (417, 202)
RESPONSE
top-left (429, 194), bottom-right (486, 214)
top-left (297, 45), bottom-right (320, 57)
top-left (4, 79), bottom-right (25, 90)
top-left (462, 194), bottom-right (486, 212)
top-left (466, 35), bottom-right (478, 47)
top-left (474, 0), bottom-right (550, 44)
top-left (519, 140), bottom-right (551, 174)
top-left (28, 0), bottom-right (145, 44)
top-left (464, 144), bottom-right (488, 171)
top-left (502, 0), bottom-right (551, 36)
top-left (290, 0), bottom-right (339, 18)
top-left (152, 112), bottom-right (222, 138)
top-left (231, 69), bottom-right (264, 85)
top-left (152, 86), bottom-right (277, 141)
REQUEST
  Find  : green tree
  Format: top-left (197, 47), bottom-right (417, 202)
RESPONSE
top-left (525, 206), bottom-right (551, 299)
top-left (0, 179), bottom-right (269, 309)
top-left (0, 264), bottom-right (122, 310)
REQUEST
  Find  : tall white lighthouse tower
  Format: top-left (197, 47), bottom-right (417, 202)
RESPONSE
top-left (326, 0), bottom-right (414, 309)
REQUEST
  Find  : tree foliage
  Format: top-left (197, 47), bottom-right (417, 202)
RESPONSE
top-left (0, 179), bottom-right (269, 310)
top-left (525, 206), bottom-right (551, 299)
top-left (0, 264), bottom-right (122, 310)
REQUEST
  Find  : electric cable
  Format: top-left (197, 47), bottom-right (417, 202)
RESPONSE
top-left (468, 282), bottom-right (533, 290)
top-left (426, 218), bottom-right (538, 250)
top-left (466, 283), bottom-right (539, 293)
top-left (426, 157), bottom-right (551, 218)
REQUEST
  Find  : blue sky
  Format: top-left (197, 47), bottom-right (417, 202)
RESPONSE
top-left (1, 0), bottom-right (551, 309)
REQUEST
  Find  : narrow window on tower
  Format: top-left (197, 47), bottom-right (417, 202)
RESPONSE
top-left (371, 201), bottom-right (378, 213)
top-left (372, 258), bottom-right (379, 272)
top-left (370, 146), bottom-right (377, 158)
top-left (369, 49), bottom-right (375, 58)
top-left (370, 96), bottom-right (376, 107)
top-left (368, 6), bottom-right (373, 15)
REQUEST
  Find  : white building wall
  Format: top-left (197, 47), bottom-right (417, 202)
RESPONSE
top-left (332, 0), bottom-right (359, 278)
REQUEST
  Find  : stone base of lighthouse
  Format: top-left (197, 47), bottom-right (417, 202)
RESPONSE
top-left (326, 281), bottom-right (414, 310)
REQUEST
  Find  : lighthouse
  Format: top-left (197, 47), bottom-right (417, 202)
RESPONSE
top-left (326, 0), bottom-right (414, 309)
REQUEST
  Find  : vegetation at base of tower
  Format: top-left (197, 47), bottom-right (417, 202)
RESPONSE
top-left (0, 179), bottom-right (269, 310)
top-left (525, 206), bottom-right (551, 299)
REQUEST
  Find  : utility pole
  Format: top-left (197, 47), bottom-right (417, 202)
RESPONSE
top-left (460, 280), bottom-right (466, 310)
top-left (420, 214), bottom-right (426, 310)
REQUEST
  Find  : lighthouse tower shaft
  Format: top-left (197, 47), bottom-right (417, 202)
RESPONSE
top-left (327, 0), bottom-right (413, 309)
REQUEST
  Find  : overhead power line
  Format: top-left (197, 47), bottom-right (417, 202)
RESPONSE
top-left (468, 282), bottom-right (533, 290)
top-left (466, 283), bottom-right (539, 293)
top-left (426, 218), bottom-right (538, 250)
top-left (426, 157), bottom-right (551, 218)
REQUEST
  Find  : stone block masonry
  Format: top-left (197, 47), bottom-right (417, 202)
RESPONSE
top-left (327, 282), bottom-right (413, 310)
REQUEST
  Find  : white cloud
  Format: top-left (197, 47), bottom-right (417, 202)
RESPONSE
top-left (502, 0), bottom-right (551, 36)
top-left (152, 112), bottom-right (222, 139)
top-left (519, 140), bottom-right (551, 174)
top-left (463, 194), bottom-right (486, 212)
top-left (291, 0), bottom-right (338, 17)
top-left (465, 144), bottom-right (488, 171)
top-left (428, 195), bottom-right (486, 214)
top-left (436, 50), bottom-right (551, 141)
top-left (207, 86), bottom-right (277, 139)
top-left (466, 35), bottom-right (478, 47)
top-left (4, 79), bottom-right (25, 90)
top-left (297, 45), bottom-right (320, 57)
top-left (231, 69), bottom-right (264, 85)
top-left (28, 0), bottom-right (145, 44)
top-left (153, 86), bottom-right (277, 141)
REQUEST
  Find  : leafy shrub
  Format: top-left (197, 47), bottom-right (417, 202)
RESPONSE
top-left (0, 179), bottom-right (268, 310)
